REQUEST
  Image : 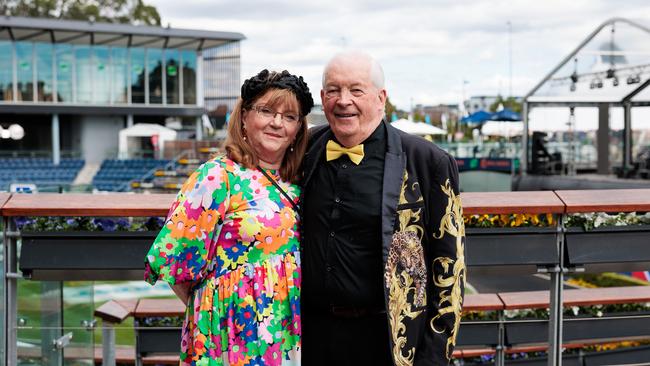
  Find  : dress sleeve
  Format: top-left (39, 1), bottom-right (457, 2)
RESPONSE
top-left (144, 159), bottom-right (230, 286)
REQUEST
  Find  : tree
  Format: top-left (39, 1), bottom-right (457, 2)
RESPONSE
top-left (488, 95), bottom-right (523, 114)
top-left (384, 96), bottom-right (408, 121)
top-left (2, 0), bottom-right (161, 26)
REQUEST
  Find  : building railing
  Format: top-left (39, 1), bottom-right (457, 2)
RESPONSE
top-left (1, 189), bottom-right (650, 366)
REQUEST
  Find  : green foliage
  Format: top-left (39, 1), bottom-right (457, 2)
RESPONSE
top-left (138, 316), bottom-right (184, 327)
top-left (488, 95), bottom-right (522, 113)
top-left (566, 212), bottom-right (650, 230)
top-left (15, 216), bottom-right (164, 232)
top-left (384, 96), bottom-right (407, 120)
top-left (464, 213), bottom-right (555, 228)
top-left (2, 0), bottom-right (161, 26)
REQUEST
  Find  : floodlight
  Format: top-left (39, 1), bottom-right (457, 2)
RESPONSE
top-left (9, 124), bottom-right (24, 140)
top-left (627, 74), bottom-right (641, 84)
top-left (0, 128), bottom-right (9, 139)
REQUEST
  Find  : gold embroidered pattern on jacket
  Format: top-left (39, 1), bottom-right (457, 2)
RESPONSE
top-left (430, 179), bottom-right (466, 360)
top-left (386, 171), bottom-right (428, 366)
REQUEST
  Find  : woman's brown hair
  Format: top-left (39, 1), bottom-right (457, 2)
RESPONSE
top-left (224, 88), bottom-right (309, 183)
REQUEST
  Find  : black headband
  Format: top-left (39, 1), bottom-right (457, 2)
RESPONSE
top-left (241, 69), bottom-right (314, 117)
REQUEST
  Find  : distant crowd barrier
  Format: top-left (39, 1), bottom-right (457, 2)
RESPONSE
top-left (1, 189), bottom-right (650, 366)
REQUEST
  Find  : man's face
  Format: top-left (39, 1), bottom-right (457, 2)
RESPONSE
top-left (321, 59), bottom-right (386, 146)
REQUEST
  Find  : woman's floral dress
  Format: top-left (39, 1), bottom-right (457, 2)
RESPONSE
top-left (145, 155), bottom-right (301, 365)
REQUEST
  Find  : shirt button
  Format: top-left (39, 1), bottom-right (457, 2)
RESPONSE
top-left (329, 231), bottom-right (335, 237)
top-left (341, 164), bottom-right (348, 169)
top-left (334, 197), bottom-right (341, 203)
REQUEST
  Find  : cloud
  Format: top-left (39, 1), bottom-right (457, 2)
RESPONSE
top-left (152, 0), bottom-right (650, 109)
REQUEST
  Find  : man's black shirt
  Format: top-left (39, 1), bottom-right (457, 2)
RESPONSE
top-left (302, 123), bottom-right (387, 310)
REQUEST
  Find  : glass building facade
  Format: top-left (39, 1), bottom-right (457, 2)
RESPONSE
top-left (0, 41), bottom-right (201, 106)
top-left (203, 42), bottom-right (241, 114)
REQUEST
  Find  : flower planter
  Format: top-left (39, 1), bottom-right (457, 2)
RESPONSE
top-left (564, 225), bottom-right (650, 273)
top-left (19, 231), bottom-right (157, 281)
top-left (135, 326), bottom-right (181, 356)
top-left (505, 312), bottom-right (650, 346)
top-left (466, 227), bottom-right (559, 274)
top-left (457, 321), bottom-right (500, 347)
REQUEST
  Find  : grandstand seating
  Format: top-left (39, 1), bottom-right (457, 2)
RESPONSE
top-left (92, 159), bottom-right (170, 192)
top-left (129, 146), bottom-right (221, 193)
top-left (0, 158), bottom-right (84, 192)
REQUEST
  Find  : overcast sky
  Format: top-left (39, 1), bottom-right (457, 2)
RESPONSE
top-left (152, 0), bottom-right (650, 111)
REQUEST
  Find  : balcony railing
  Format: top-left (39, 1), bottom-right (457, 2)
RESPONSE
top-left (1, 189), bottom-right (650, 366)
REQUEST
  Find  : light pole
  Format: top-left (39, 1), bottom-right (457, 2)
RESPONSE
top-left (507, 21), bottom-right (513, 98)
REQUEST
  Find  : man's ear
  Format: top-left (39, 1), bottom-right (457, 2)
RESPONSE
top-left (378, 89), bottom-right (387, 107)
top-left (320, 89), bottom-right (326, 104)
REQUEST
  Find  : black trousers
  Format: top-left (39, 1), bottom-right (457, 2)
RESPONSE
top-left (302, 307), bottom-right (394, 366)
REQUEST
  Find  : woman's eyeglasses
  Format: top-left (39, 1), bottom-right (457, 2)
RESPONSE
top-left (251, 105), bottom-right (300, 124)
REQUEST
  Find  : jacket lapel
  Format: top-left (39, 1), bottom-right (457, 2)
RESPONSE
top-left (381, 121), bottom-right (405, 262)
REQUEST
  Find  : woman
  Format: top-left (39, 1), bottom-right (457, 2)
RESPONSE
top-left (145, 69), bottom-right (313, 365)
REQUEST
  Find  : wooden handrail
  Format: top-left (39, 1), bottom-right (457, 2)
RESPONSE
top-left (462, 191), bottom-right (565, 215)
top-left (0, 189), bottom-right (649, 216)
top-left (555, 189), bottom-right (650, 213)
top-left (0, 193), bottom-right (10, 215)
top-left (498, 286), bottom-right (650, 310)
top-left (1, 193), bottom-right (174, 217)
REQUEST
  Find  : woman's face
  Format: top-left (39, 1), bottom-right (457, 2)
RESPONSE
top-left (242, 89), bottom-right (302, 167)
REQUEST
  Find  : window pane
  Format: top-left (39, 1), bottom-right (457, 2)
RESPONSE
top-left (0, 41), bottom-right (13, 101)
top-left (16, 42), bottom-right (33, 102)
top-left (165, 49), bottom-right (179, 104)
top-left (182, 50), bottom-right (196, 105)
top-left (75, 46), bottom-right (92, 103)
top-left (94, 46), bottom-right (110, 104)
top-left (131, 48), bottom-right (145, 104)
top-left (112, 47), bottom-right (128, 103)
top-left (55, 44), bottom-right (73, 102)
top-left (35, 43), bottom-right (54, 102)
top-left (147, 48), bottom-right (163, 104)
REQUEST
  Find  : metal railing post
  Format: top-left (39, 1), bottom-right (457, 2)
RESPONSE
top-left (496, 309), bottom-right (505, 366)
top-left (3, 217), bottom-right (17, 366)
top-left (547, 213), bottom-right (566, 366)
top-left (102, 322), bottom-right (116, 366)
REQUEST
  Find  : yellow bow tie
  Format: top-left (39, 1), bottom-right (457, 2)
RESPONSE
top-left (326, 140), bottom-right (365, 165)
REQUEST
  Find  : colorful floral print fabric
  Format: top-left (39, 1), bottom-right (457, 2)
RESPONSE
top-left (145, 155), bottom-right (301, 365)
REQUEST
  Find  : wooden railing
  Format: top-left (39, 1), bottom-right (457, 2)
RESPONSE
top-left (2, 189), bottom-right (650, 366)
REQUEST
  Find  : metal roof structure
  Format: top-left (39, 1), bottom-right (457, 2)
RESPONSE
top-left (525, 18), bottom-right (650, 107)
top-left (0, 16), bottom-right (245, 50)
top-left (522, 18), bottom-right (650, 174)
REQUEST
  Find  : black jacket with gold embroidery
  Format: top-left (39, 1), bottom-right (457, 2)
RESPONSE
top-left (303, 121), bottom-right (466, 366)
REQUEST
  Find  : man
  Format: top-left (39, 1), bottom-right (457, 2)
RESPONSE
top-left (302, 51), bottom-right (466, 366)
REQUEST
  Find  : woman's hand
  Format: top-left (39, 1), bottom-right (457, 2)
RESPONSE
top-left (171, 282), bottom-right (192, 306)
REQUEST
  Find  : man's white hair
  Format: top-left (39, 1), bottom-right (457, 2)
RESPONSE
top-left (322, 50), bottom-right (385, 89)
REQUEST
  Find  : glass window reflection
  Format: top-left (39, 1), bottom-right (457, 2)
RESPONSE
top-left (94, 46), bottom-right (110, 104)
top-left (112, 47), bottom-right (128, 103)
top-left (165, 49), bottom-right (180, 104)
top-left (16, 42), bottom-right (33, 102)
top-left (131, 48), bottom-right (145, 104)
top-left (55, 44), bottom-right (73, 103)
top-left (0, 41), bottom-right (13, 101)
top-left (182, 50), bottom-right (197, 105)
top-left (75, 46), bottom-right (92, 103)
top-left (147, 49), bottom-right (163, 104)
top-left (35, 43), bottom-right (54, 102)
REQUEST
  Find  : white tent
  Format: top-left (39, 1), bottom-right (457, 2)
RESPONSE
top-left (118, 123), bottom-right (177, 159)
top-left (481, 121), bottom-right (523, 137)
top-left (391, 118), bottom-right (446, 136)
